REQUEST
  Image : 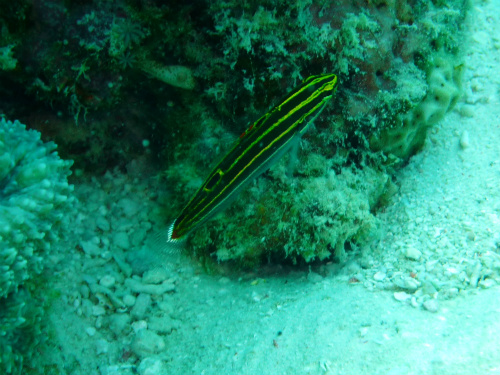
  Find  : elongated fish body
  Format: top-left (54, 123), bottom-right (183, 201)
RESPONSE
top-left (168, 73), bottom-right (338, 243)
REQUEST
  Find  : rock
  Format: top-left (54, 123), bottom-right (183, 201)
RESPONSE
top-left (479, 278), bottom-right (496, 289)
top-left (307, 271), bottom-right (323, 283)
top-left (125, 278), bottom-right (175, 295)
top-left (96, 216), bottom-right (111, 232)
top-left (405, 247), bottom-right (422, 260)
top-left (96, 339), bottom-right (110, 355)
top-left (423, 299), bottom-right (439, 313)
top-left (143, 268), bottom-right (169, 284)
top-left (394, 291), bottom-right (411, 302)
top-left (373, 271), bottom-right (386, 281)
top-left (92, 305), bottom-right (106, 316)
top-left (123, 294), bottom-right (136, 307)
top-left (113, 232), bottom-right (130, 249)
top-left (137, 357), bottom-right (167, 375)
top-left (99, 275), bottom-right (116, 288)
top-left (109, 313), bottom-right (131, 336)
top-left (80, 239), bottom-right (101, 256)
top-left (131, 293), bottom-right (151, 320)
top-left (131, 330), bottom-right (166, 358)
top-left (118, 198), bottom-right (141, 218)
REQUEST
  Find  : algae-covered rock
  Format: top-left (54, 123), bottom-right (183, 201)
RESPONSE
top-left (164, 0), bottom-right (471, 266)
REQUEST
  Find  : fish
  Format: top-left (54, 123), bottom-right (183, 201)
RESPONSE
top-left (167, 73), bottom-right (338, 245)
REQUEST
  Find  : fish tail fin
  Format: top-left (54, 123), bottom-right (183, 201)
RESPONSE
top-left (146, 221), bottom-right (185, 256)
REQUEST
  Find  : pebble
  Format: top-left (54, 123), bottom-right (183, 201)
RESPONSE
top-left (137, 357), bottom-right (167, 375)
top-left (109, 313), bottom-right (131, 336)
top-left (125, 278), bottom-right (175, 295)
top-left (118, 198), bottom-right (141, 218)
top-left (405, 247), bottom-right (422, 261)
top-left (80, 239), bottom-right (101, 256)
top-left (459, 130), bottom-right (470, 149)
top-left (85, 327), bottom-right (97, 336)
top-left (307, 271), bottom-right (323, 283)
top-left (96, 339), bottom-right (109, 355)
top-left (113, 232), bottom-right (130, 249)
top-left (143, 268), bottom-right (169, 284)
top-left (458, 104), bottom-right (474, 118)
top-left (394, 291), bottom-right (411, 302)
top-left (132, 320), bottom-right (148, 333)
top-left (131, 293), bottom-right (152, 320)
top-left (373, 271), bottom-right (386, 281)
top-left (479, 278), bottom-right (496, 289)
top-left (123, 294), bottom-right (136, 307)
top-left (393, 276), bottom-right (419, 292)
top-left (80, 284), bottom-right (90, 299)
top-left (96, 216), bottom-right (111, 232)
top-left (99, 275), bottom-right (116, 288)
top-left (92, 305), bottom-right (106, 316)
top-left (131, 329), bottom-right (166, 358)
top-left (423, 299), bottom-right (439, 313)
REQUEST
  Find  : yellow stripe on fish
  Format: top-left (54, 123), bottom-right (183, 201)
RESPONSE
top-left (168, 73), bottom-right (338, 243)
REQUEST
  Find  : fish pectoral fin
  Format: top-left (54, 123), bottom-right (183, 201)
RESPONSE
top-left (286, 134), bottom-right (302, 179)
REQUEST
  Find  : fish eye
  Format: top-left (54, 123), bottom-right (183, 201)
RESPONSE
top-left (204, 169), bottom-right (223, 191)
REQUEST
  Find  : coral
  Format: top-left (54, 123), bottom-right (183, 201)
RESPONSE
top-left (108, 17), bottom-right (147, 57)
top-left (0, 45), bottom-right (17, 71)
top-left (370, 52), bottom-right (464, 159)
top-left (189, 164), bottom-right (388, 266)
top-left (0, 118), bottom-right (75, 374)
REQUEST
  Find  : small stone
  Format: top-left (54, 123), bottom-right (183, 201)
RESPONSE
top-left (118, 198), bottom-right (141, 218)
top-left (123, 294), bottom-right (136, 307)
top-left (125, 278), bottom-right (175, 295)
top-left (459, 130), bottom-right (470, 149)
top-left (131, 293), bottom-right (152, 320)
top-left (96, 339), bottom-right (109, 355)
top-left (405, 247), bottom-right (422, 261)
top-left (458, 104), bottom-right (474, 118)
top-left (109, 314), bottom-right (131, 336)
top-left (99, 275), bottom-right (116, 288)
top-left (359, 327), bottom-right (369, 337)
top-left (479, 278), bottom-right (496, 289)
top-left (131, 330), bottom-right (166, 358)
top-left (113, 232), bottom-right (130, 249)
top-left (132, 320), bottom-right (148, 333)
top-left (373, 271), bottom-right (386, 281)
top-left (143, 268), bottom-right (169, 284)
top-left (307, 271), bottom-right (323, 283)
top-left (86, 327), bottom-right (97, 336)
top-left (423, 299), bottom-right (439, 313)
top-left (421, 281), bottom-right (437, 295)
top-left (137, 357), bottom-right (167, 375)
top-left (96, 216), bottom-right (111, 232)
top-left (92, 305), bottom-right (106, 316)
top-left (393, 276), bottom-right (419, 292)
top-left (394, 292), bottom-right (411, 302)
top-left (80, 239), bottom-right (101, 256)
top-left (80, 284), bottom-right (90, 299)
